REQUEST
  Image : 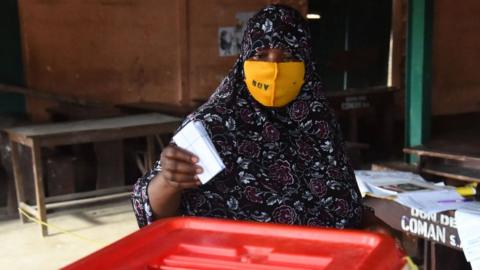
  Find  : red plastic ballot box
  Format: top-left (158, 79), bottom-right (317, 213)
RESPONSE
top-left (62, 217), bottom-right (405, 270)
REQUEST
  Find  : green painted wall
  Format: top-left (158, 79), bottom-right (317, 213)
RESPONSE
top-left (0, 0), bottom-right (25, 114)
top-left (405, 0), bottom-right (433, 162)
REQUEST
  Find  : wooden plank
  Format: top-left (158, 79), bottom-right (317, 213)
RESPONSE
top-left (31, 140), bottom-right (48, 236)
top-left (44, 186), bottom-right (132, 204)
top-left (4, 113), bottom-right (181, 138)
top-left (36, 122), bottom-right (180, 147)
top-left (46, 192), bottom-right (131, 210)
top-left (421, 164), bottom-right (480, 183)
top-left (19, 201), bottom-right (38, 218)
top-left (404, 146), bottom-right (480, 162)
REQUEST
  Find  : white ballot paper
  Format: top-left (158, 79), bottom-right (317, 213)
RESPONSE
top-left (395, 189), bottom-right (474, 214)
top-left (455, 207), bottom-right (480, 270)
top-left (173, 121), bottom-right (225, 184)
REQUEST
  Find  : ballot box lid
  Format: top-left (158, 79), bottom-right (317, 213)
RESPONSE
top-left (62, 217), bottom-right (405, 270)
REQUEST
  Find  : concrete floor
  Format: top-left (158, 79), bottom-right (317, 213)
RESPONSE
top-left (0, 198), bottom-right (138, 269)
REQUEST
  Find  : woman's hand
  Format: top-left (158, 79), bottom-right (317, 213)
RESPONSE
top-left (158, 144), bottom-right (203, 189)
top-left (147, 144), bottom-right (203, 219)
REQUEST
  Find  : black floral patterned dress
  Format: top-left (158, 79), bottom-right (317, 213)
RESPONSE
top-left (131, 5), bottom-right (363, 229)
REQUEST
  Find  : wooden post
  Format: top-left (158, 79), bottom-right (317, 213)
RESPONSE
top-left (10, 141), bottom-right (27, 223)
top-left (430, 242), bottom-right (437, 270)
top-left (390, 0), bottom-right (408, 89)
top-left (405, 0), bottom-right (433, 163)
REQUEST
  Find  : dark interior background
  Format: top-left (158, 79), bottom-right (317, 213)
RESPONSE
top-left (308, 0), bottom-right (392, 91)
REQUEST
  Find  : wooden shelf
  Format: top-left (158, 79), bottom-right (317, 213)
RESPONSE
top-left (404, 141), bottom-right (480, 184)
top-left (404, 146), bottom-right (480, 163)
top-left (422, 163), bottom-right (480, 183)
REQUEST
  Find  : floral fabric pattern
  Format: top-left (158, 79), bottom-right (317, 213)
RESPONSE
top-left (132, 5), bottom-right (362, 229)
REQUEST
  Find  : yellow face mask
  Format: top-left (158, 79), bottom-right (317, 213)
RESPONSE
top-left (244, 60), bottom-right (305, 107)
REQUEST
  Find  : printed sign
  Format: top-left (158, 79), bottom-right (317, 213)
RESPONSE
top-left (401, 208), bottom-right (461, 249)
top-left (341, 96), bottom-right (370, 110)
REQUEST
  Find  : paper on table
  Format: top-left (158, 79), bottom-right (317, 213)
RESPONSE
top-left (458, 201), bottom-right (480, 215)
top-left (173, 121), bottom-right (225, 184)
top-left (355, 170), bottom-right (427, 185)
top-left (471, 261), bottom-right (480, 270)
top-left (395, 189), bottom-right (473, 214)
top-left (354, 170), bottom-right (441, 198)
top-left (455, 208), bottom-right (480, 270)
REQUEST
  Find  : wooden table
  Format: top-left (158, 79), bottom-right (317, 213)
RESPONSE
top-left (367, 158), bottom-right (478, 270)
top-left (365, 197), bottom-right (471, 270)
top-left (4, 113), bottom-right (182, 236)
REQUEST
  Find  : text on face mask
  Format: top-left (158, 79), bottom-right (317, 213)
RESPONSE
top-left (252, 80), bottom-right (270, 91)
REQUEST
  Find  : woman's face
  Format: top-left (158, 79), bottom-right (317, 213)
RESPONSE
top-left (249, 48), bottom-right (300, 62)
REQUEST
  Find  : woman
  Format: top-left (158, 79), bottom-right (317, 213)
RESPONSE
top-left (132, 5), bottom-right (363, 229)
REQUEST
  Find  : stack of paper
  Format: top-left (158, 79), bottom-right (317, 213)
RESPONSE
top-left (355, 170), bottom-right (476, 214)
top-left (395, 189), bottom-right (476, 214)
top-left (173, 121), bottom-right (225, 184)
top-left (354, 170), bottom-right (442, 198)
top-left (455, 206), bottom-right (480, 270)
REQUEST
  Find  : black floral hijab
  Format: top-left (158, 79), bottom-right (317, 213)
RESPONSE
top-left (179, 5), bottom-right (363, 228)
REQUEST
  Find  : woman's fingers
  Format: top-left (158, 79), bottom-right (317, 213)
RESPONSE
top-left (162, 159), bottom-right (203, 174)
top-left (162, 145), bottom-right (198, 163)
top-left (161, 169), bottom-right (201, 189)
top-left (159, 145), bottom-right (203, 190)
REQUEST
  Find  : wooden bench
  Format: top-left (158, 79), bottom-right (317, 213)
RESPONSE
top-left (4, 113), bottom-right (182, 236)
